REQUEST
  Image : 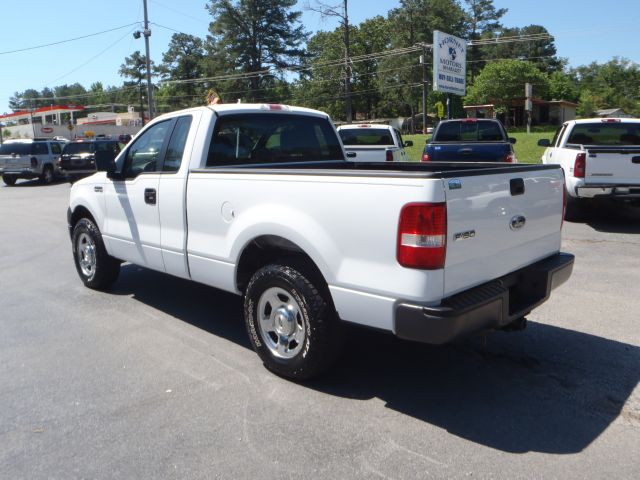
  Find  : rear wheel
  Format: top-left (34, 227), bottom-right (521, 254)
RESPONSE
top-left (40, 165), bottom-right (54, 184)
top-left (244, 263), bottom-right (343, 380)
top-left (72, 218), bottom-right (120, 289)
top-left (2, 174), bottom-right (17, 186)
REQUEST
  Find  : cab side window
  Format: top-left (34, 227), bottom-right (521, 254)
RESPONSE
top-left (163, 116), bottom-right (192, 172)
top-left (123, 120), bottom-right (172, 177)
top-left (50, 143), bottom-right (62, 154)
top-left (33, 143), bottom-right (49, 155)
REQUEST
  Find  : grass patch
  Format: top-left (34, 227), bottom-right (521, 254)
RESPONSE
top-left (403, 127), bottom-right (558, 164)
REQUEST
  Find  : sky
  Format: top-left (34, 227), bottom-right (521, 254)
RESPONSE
top-left (0, 0), bottom-right (638, 114)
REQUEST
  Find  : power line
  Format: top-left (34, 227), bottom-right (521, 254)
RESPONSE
top-left (0, 23), bottom-right (139, 55)
top-left (45, 28), bottom-right (138, 87)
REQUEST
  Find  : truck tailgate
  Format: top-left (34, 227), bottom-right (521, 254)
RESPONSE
top-left (444, 166), bottom-right (564, 297)
top-left (430, 142), bottom-right (510, 162)
top-left (584, 147), bottom-right (640, 185)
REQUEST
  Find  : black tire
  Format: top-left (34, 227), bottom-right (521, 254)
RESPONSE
top-left (2, 174), bottom-right (17, 186)
top-left (244, 263), bottom-right (343, 380)
top-left (40, 165), bottom-right (54, 184)
top-left (71, 218), bottom-right (120, 289)
top-left (564, 195), bottom-right (585, 222)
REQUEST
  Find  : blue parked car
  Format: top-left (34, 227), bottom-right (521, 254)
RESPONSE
top-left (422, 118), bottom-right (517, 163)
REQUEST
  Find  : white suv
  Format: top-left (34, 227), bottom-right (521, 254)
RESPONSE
top-left (0, 138), bottom-right (66, 186)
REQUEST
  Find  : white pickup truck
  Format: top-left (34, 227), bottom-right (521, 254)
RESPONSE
top-left (337, 124), bottom-right (411, 161)
top-left (539, 118), bottom-right (640, 218)
top-left (67, 104), bottom-right (574, 380)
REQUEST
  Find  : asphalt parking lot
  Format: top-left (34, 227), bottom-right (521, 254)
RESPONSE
top-left (1, 180), bottom-right (639, 479)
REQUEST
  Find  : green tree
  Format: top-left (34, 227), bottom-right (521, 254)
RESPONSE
top-left (465, 59), bottom-right (550, 124)
top-left (157, 33), bottom-right (206, 111)
top-left (380, 0), bottom-right (467, 122)
top-left (548, 70), bottom-right (579, 102)
top-left (88, 82), bottom-right (107, 107)
top-left (463, 0), bottom-right (507, 81)
top-left (205, 0), bottom-right (307, 102)
top-left (572, 58), bottom-right (640, 116)
top-left (294, 16), bottom-right (391, 120)
top-left (119, 51), bottom-right (156, 116)
top-left (480, 25), bottom-right (563, 74)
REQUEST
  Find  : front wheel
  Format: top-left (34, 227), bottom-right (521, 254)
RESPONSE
top-left (40, 165), bottom-right (54, 184)
top-left (244, 263), bottom-right (343, 380)
top-left (72, 218), bottom-right (120, 289)
top-left (2, 174), bottom-right (17, 186)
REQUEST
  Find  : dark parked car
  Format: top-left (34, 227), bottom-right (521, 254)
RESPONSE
top-left (58, 140), bottom-right (122, 179)
top-left (422, 118), bottom-right (517, 163)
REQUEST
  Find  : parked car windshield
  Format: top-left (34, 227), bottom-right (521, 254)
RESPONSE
top-left (339, 128), bottom-right (394, 146)
top-left (434, 120), bottom-right (506, 142)
top-left (63, 143), bottom-right (95, 155)
top-left (0, 143), bottom-right (31, 155)
top-left (566, 123), bottom-right (640, 145)
top-left (207, 113), bottom-right (344, 166)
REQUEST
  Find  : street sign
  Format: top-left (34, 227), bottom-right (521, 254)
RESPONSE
top-left (436, 101), bottom-right (445, 118)
top-left (433, 30), bottom-right (467, 96)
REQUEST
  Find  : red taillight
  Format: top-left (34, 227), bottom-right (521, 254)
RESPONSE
top-left (386, 150), bottom-right (393, 162)
top-left (573, 152), bottom-right (586, 178)
top-left (31, 157), bottom-right (38, 168)
top-left (397, 203), bottom-right (447, 270)
top-left (462, 118), bottom-right (478, 123)
top-left (421, 153), bottom-right (431, 162)
top-left (504, 152), bottom-right (515, 163)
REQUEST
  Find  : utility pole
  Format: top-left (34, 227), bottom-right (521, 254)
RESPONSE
top-left (420, 45), bottom-right (428, 134)
top-left (343, 0), bottom-right (352, 123)
top-left (525, 82), bottom-right (533, 134)
top-left (142, 0), bottom-right (153, 120)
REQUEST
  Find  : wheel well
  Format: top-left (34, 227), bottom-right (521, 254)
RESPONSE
top-left (70, 206), bottom-right (96, 228)
top-left (236, 235), bottom-right (328, 295)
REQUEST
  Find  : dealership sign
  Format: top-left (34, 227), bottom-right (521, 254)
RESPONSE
top-left (433, 30), bottom-right (467, 96)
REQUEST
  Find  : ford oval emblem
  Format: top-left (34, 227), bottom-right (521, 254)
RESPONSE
top-left (510, 215), bottom-right (526, 230)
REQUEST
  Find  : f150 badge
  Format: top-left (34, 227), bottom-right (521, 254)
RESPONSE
top-left (454, 230), bottom-right (475, 241)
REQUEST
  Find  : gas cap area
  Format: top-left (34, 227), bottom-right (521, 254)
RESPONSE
top-left (221, 201), bottom-right (235, 223)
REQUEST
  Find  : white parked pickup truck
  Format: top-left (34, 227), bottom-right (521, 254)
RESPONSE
top-left (337, 124), bottom-right (412, 161)
top-left (67, 104), bottom-right (574, 380)
top-left (539, 118), bottom-right (640, 218)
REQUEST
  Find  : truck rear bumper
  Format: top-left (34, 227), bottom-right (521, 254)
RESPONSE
top-left (576, 185), bottom-right (640, 199)
top-left (394, 252), bottom-right (574, 344)
top-left (1, 167), bottom-right (40, 178)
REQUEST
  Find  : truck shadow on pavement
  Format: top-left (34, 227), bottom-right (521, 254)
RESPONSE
top-left (569, 200), bottom-right (640, 233)
top-left (112, 264), bottom-right (639, 455)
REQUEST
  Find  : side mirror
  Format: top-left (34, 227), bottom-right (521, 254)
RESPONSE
top-left (537, 139), bottom-right (551, 147)
top-left (346, 151), bottom-right (357, 159)
top-left (404, 140), bottom-right (414, 147)
top-left (509, 137), bottom-right (517, 144)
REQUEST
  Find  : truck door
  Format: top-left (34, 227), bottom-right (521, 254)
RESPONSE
top-left (103, 119), bottom-right (174, 272)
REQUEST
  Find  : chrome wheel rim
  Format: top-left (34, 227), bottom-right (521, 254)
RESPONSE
top-left (43, 168), bottom-right (53, 183)
top-left (257, 287), bottom-right (306, 359)
top-left (77, 233), bottom-right (97, 279)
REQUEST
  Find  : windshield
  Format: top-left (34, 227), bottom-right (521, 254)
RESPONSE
top-left (567, 123), bottom-right (640, 145)
top-left (206, 113), bottom-right (344, 166)
top-left (339, 128), bottom-right (394, 146)
top-left (434, 120), bottom-right (506, 142)
top-left (63, 143), bottom-right (94, 155)
top-left (0, 143), bottom-right (31, 155)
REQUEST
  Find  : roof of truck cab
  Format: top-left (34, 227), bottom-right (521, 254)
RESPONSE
top-left (210, 103), bottom-right (328, 117)
top-left (151, 104), bottom-right (330, 122)
top-left (336, 124), bottom-right (392, 130)
top-left (568, 118), bottom-right (640, 125)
